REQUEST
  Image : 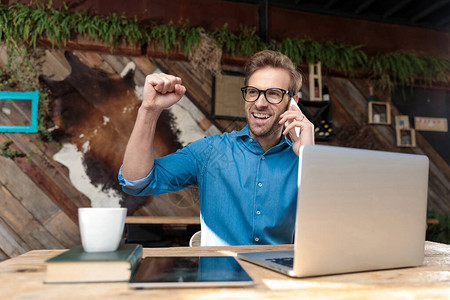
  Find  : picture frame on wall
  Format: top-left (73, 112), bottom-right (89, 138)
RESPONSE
top-left (414, 117), bottom-right (448, 132)
top-left (395, 115), bottom-right (410, 129)
top-left (211, 72), bottom-right (246, 120)
top-left (0, 91), bottom-right (39, 133)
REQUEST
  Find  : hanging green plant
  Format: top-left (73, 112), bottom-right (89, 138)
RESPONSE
top-left (277, 38), bottom-right (303, 65)
top-left (7, 1), bottom-right (73, 48)
top-left (150, 22), bottom-right (177, 53)
top-left (367, 52), bottom-right (450, 90)
top-left (321, 42), bottom-right (367, 75)
top-left (0, 2), bottom-right (448, 90)
top-left (235, 26), bottom-right (266, 57)
top-left (278, 38), bottom-right (368, 75)
top-left (177, 20), bottom-right (204, 56)
top-left (210, 23), bottom-right (240, 56)
top-left (148, 21), bottom-right (204, 55)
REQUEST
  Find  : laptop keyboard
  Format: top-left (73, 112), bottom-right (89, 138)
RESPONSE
top-left (266, 257), bottom-right (293, 268)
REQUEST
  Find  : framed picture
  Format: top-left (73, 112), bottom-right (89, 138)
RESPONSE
top-left (0, 91), bottom-right (39, 133)
top-left (414, 117), bottom-right (448, 132)
top-left (212, 72), bottom-right (246, 120)
top-left (395, 115), bottom-right (410, 129)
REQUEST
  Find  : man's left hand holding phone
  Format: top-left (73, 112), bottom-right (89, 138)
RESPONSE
top-left (279, 98), bottom-right (315, 156)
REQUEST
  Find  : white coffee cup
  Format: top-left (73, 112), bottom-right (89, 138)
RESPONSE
top-left (78, 207), bottom-right (127, 252)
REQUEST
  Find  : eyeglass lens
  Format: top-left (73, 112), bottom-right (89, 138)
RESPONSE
top-left (243, 87), bottom-right (284, 104)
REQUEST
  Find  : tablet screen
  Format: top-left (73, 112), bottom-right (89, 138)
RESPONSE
top-left (129, 256), bottom-right (253, 288)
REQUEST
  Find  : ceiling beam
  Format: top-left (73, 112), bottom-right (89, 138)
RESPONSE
top-left (410, 0), bottom-right (450, 23)
top-left (355, 0), bottom-right (376, 14)
top-left (383, 0), bottom-right (414, 18)
top-left (325, 0), bottom-right (339, 9)
top-left (258, 0), bottom-right (268, 43)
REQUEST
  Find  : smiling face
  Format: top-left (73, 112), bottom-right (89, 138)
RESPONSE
top-left (245, 66), bottom-right (291, 141)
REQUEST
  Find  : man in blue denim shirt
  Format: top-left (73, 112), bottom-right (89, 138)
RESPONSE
top-left (119, 50), bottom-right (314, 246)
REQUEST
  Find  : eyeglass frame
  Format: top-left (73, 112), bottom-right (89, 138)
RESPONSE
top-left (240, 86), bottom-right (294, 104)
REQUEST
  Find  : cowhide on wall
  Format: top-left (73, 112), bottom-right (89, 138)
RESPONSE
top-left (39, 50), bottom-right (187, 213)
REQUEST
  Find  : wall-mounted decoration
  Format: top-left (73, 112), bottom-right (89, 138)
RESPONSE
top-left (0, 91), bottom-right (39, 133)
top-left (414, 117), bottom-right (448, 132)
top-left (396, 128), bottom-right (416, 147)
top-left (212, 72), bottom-right (246, 120)
top-left (392, 87), bottom-right (449, 165)
top-left (395, 115), bottom-right (410, 129)
top-left (308, 62), bottom-right (322, 101)
top-left (368, 101), bottom-right (391, 125)
top-left (395, 115), bottom-right (415, 147)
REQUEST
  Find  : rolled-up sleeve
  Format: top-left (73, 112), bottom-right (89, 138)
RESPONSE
top-left (118, 165), bottom-right (154, 195)
top-left (118, 137), bottom-right (211, 196)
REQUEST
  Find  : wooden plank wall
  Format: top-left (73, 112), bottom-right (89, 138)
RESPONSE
top-left (0, 48), bottom-right (449, 261)
top-left (0, 49), bottom-right (209, 260)
top-left (154, 59), bottom-right (247, 132)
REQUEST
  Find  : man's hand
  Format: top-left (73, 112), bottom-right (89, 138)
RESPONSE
top-left (141, 73), bottom-right (186, 112)
top-left (122, 73), bottom-right (185, 180)
top-left (279, 102), bottom-right (315, 156)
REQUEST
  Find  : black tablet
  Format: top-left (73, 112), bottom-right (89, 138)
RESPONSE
top-left (129, 256), bottom-right (254, 288)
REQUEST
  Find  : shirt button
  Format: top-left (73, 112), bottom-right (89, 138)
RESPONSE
top-left (256, 210), bottom-right (261, 215)
top-left (249, 138), bottom-right (253, 142)
top-left (258, 182), bottom-right (262, 187)
top-left (254, 237), bottom-right (259, 242)
top-left (261, 156), bottom-right (265, 160)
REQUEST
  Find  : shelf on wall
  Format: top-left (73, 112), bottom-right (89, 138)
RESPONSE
top-left (308, 62), bottom-right (322, 101)
top-left (396, 128), bottom-right (416, 147)
top-left (368, 101), bottom-right (391, 125)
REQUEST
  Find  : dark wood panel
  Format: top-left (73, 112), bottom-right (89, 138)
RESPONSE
top-left (0, 155), bottom-right (61, 224)
top-left (0, 134), bottom-right (91, 210)
top-left (0, 217), bottom-right (30, 258)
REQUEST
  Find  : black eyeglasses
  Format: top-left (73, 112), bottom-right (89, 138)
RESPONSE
top-left (241, 86), bottom-right (293, 104)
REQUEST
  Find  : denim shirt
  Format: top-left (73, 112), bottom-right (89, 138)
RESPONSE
top-left (118, 125), bottom-right (299, 246)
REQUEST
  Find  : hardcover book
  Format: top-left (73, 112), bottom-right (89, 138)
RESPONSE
top-left (44, 244), bottom-right (143, 283)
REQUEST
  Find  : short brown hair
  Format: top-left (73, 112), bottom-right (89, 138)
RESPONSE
top-left (244, 50), bottom-right (302, 94)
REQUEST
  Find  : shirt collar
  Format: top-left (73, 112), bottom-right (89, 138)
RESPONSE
top-left (236, 125), bottom-right (293, 152)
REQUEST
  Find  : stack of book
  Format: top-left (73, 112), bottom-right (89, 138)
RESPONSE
top-left (44, 243), bottom-right (142, 283)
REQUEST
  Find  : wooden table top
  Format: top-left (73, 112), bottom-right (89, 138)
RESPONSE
top-left (125, 216), bottom-right (200, 225)
top-left (0, 242), bottom-right (449, 299)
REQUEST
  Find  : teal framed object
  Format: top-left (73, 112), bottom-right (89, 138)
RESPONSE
top-left (0, 91), bottom-right (39, 133)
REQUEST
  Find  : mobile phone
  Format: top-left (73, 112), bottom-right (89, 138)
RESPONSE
top-left (285, 98), bottom-right (301, 137)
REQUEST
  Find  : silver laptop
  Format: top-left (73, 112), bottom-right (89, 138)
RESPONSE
top-left (238, 145), bottom-right (429, 277)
